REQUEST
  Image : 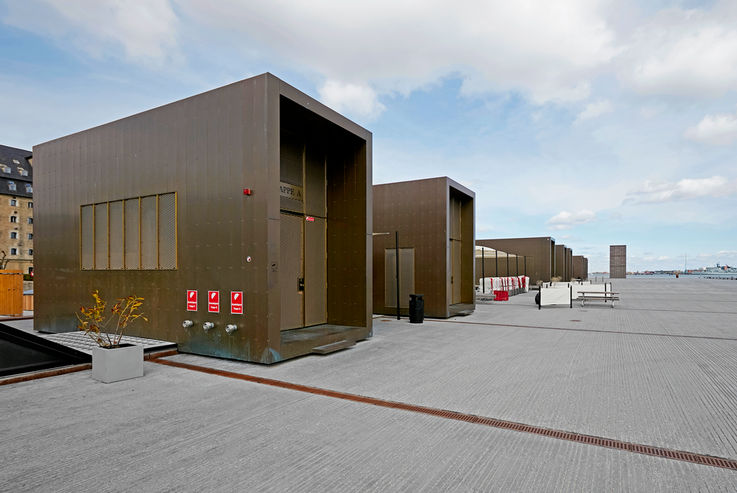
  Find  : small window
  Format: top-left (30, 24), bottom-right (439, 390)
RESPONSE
top-left (9, 199), bottom-right (16, 206)
top-left (25, 184), bottom-right (32, 193)
top-left (28, 233), bottom-right (33, 240)
top-left (28, 218), bottom-right (33, 224)
top-left (10, 232), bottom-right (17, 239)
top-left (17, 168), bottom-right (28, 177)
top-left (7, 181), bottom-right (16, 191)
top-left (10, 248), bottom-right (17, 255)
top-left (1, 165), bottom-right (10, 173)
top-left (10, 216), bottom-right (17, 223)
top-left (28, 202), bottom-right (33, 208)
top-left (28, 249), bottom-right (33, 256)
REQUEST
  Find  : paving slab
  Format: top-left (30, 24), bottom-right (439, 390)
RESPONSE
top-left (2, 360), bottom-right (735, 492)
top-left (2, 277), bottom-right (737, 491)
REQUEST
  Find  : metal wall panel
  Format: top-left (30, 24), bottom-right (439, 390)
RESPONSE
top-left (109, 200), bottom-right (123, 269)
top-left (140, 196), bottom-right (157, 269)
top-left (384, 248), bottom-right (414, 308)
top-left (80, 205), bottom-right (93, 270)
top-left (124, 198), bottom-right (139, 269)
top-left (158, 193), bottom-right (176, 269)
top-left (94, 203), bottom-right (108, 269)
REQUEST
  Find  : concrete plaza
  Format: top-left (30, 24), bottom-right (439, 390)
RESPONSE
top-left (2, 278), bottom-right (737, 491)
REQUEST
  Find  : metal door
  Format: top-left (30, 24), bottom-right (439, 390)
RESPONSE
top-left (280, 213), bottom-right (304, 331)
top-left (451, 239), bottom-right (462, 304)
top-left (304, 217), bottom-right (327, 326)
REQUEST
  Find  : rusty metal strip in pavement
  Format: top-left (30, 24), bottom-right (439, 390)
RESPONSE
top-left (0, 363), bottom-right (91, 386)
top-left (427, 319), bottom-right (737, 342)
top-left (153, 357), bottom-right (737, 471)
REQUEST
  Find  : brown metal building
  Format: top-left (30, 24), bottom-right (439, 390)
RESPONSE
top-left (33, 73), bottom-right (373, 364)
top-left (476, 237), bottom-right (555, 285)
top-left (572, 255), bottom-right (589, 280)
top-left (475, 246), bottom-right (524, 282)
top-left (373, 177), bottom-right (475, 318)
top-left (610, 245), bottom-right (627, 278)
top-left (554, 245), bottom-right (573, 281)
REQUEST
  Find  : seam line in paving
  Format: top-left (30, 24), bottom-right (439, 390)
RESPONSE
top-left (153, 357), bottom-right (737, 471)
top-left (433, 319), bottom-right (737, 342)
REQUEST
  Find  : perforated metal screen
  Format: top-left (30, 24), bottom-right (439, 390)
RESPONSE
top-left (158, 193), bottom-right (176, 269)
top-left (80, 193), bottom-right (177, 270)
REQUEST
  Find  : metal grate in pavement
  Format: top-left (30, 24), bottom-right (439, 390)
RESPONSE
top-left (42, 331), bottom-right (175, 355)
top-left (154, 358), bottom-right (737, 471)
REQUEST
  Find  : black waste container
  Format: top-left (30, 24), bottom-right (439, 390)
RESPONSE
top-left (409, 294), bottom-right (424, 323)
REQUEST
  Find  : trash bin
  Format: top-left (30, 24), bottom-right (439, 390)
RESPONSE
top-left (409, 294), bottom-right (424, 323)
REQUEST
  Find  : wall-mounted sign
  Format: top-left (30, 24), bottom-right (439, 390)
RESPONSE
top-left (279, 182), bottom-right (303, 202)
top-left (231, 291), bottom-right (243, 315)
top-left (186, 290), bottom-right (197, 311)
top-left (208, 291), bottom-right (220, 313)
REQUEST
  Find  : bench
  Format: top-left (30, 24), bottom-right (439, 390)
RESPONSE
top-left (577, 291), bottom-right (620, 307)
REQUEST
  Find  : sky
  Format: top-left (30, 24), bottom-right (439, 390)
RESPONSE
top-left (2, 0), bottom-right (737, 272)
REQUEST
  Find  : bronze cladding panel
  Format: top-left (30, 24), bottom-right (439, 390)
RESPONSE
top-left (34, 73), bottom-right (372, 363)
top-left (304, 217), bottom-right (327, 326)
top-left (384, 248), bottom-right (414, 308)
top-left (554, 245), bottom-right (566, 279)
top-left (572, 255), bottom-right (587, 280)
top-left (565, 248), bottom-right (573, 281)
top-left (373, 177), bottom-right (474, 318)
top-left (476, 237), bottom-right (554, 284)
top-left (280, 212), bottom-right (303, 330)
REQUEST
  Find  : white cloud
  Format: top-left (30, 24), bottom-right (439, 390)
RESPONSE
top-left (2, 0), bottom-right (180, 66)
top-left (685, 109), bottom-right (737, 146)
top-left (318, 80), bottom-right (386, 120)
top-left (619, 2), bottom-right (737, 98)
top-left (575, 99), bottom-right (613, 123)
top-left (179, 0), bottom-right (618, 105)
top-left (547, 210), bottom-right (596, 230)
top-left (624, 176), bottom-right (737, 204)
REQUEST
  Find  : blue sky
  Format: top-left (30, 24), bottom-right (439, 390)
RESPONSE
top-left (2, 0), bottom-right (737, 272)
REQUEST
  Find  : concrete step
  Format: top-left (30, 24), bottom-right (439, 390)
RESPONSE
top-left (312, 339), bottom-right (355, 355)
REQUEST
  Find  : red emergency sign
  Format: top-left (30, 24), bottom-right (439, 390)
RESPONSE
top-left (208, 291), bottom-right (220, 313)
top-left (186, 290), bottom-right (198, 311)
top-left (231, 291), bottom-right (244, 315)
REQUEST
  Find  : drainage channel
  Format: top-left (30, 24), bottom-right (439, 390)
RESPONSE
top-left (153, 358), bottom-right (737, 471)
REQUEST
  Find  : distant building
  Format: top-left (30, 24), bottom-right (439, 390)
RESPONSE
top-left (476, 237), bottom-right (556, 284)
top-left (0, 145), bottom-right (33, 274)
top-left (572, 255), bottom-right (588, 280)
top-left (610, 245), bottom-right (626, 278)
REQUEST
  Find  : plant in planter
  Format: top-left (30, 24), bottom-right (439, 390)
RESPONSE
top-left (77, 290), bottom-right (148, 383)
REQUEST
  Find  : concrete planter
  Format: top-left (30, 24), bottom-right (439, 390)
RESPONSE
top-left (91, 344), bottom-right (144, 383)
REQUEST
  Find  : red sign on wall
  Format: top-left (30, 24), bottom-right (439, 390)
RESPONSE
top-left (208, 291), bottom-right (220, 313)
top-left (186, 290), bottom-right (198, 311)
top-left (231, 291), bottom-right (244, 315)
